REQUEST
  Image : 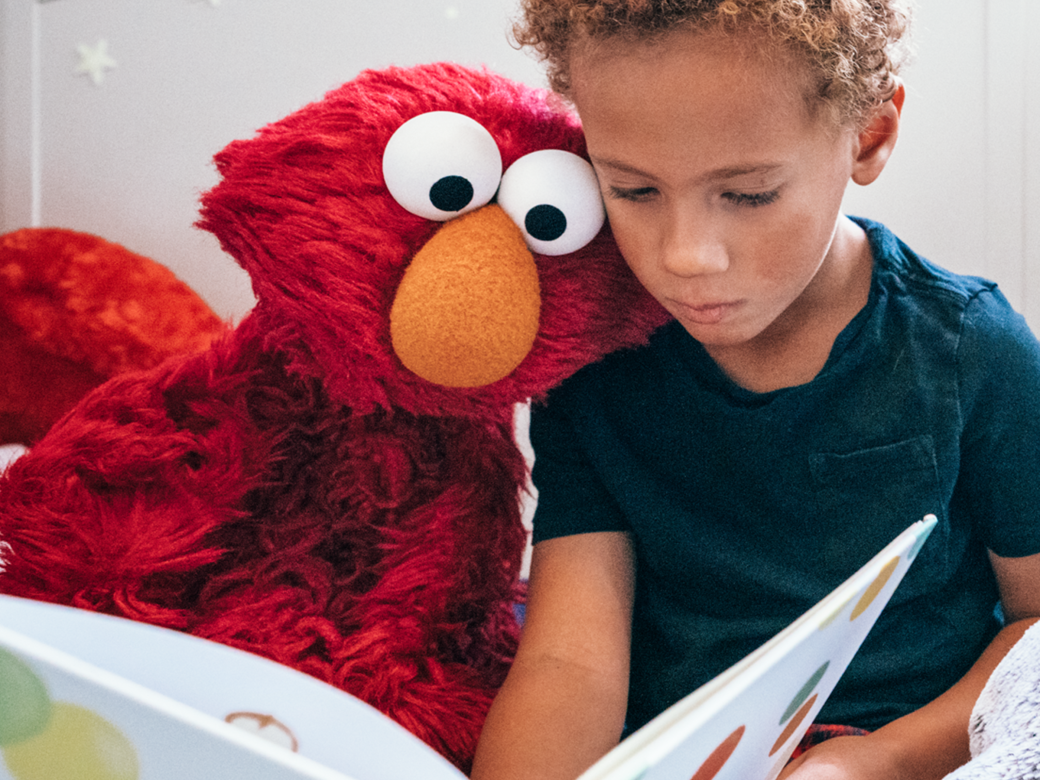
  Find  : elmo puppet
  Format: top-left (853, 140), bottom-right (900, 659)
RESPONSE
top-left (0, 63), bottom-right (668, 770)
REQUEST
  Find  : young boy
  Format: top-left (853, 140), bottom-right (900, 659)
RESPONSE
top-left (471, 2), bottom-right (1040, 779)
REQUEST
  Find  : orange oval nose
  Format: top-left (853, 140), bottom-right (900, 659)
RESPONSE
top-left (390, 204), bottom-right (541, 388)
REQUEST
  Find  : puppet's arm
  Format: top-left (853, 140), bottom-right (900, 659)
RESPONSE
top-left (0, 349), bottom-right (257, 629)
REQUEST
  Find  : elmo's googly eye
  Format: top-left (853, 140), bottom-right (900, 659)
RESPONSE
top-left (382, 111), bottom-right (502, 221)
top-left (497, 150), bottom-right (605, 256)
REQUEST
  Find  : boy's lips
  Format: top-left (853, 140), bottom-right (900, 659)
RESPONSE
top-left (673, 299), bottom-right (742, 325)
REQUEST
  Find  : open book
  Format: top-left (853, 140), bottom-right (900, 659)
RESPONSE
top-left (0, 516), bottom-right (935, 780)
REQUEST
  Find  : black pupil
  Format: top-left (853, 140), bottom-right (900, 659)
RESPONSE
top-left (429, 176), bottom-right (474, 212)
top-left (525, 204), bottom-right (567, 242)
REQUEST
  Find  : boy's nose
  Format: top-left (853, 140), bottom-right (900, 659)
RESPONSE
top-left (660, 211), bottom-right (729, 277)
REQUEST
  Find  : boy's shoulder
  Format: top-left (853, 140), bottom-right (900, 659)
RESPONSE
top-left (859, 216), bottom-right (1039, 361)
top-left (857, 217), bottom-right (995, 300)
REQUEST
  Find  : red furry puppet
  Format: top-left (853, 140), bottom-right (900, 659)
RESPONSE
top-left (0, 63), bottom-right (668, 770)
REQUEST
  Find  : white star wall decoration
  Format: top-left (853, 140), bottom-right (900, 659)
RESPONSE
top-left (74, 39), bottom-right (117, 86)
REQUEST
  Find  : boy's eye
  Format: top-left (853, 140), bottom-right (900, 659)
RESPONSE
top-left (608, 186), bottom-right (658, 203)
top-left (723, 190), bottom-right (780, 207)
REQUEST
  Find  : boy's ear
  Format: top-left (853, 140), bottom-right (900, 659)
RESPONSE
top-left (851, 80), bottom-right (904, 186)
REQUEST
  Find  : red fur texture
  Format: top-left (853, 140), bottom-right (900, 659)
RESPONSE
top-left (0, 63), bottom-right (669, 771)
top-left (0, 228), bottom-right (224, 445)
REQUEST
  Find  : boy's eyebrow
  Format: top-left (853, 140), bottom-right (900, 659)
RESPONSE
top-left (590, 156), bottom-right (784, 182)
top-left (703, 163), bottom-right (785, 180)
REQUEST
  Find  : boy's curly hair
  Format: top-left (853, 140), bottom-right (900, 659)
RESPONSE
top-left (513, 0), bottom-right (914, 127)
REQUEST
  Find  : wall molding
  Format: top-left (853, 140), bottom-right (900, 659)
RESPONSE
top-left (985, 0), bottom-right (1037, 329)
top-left (984, 0), bottom-right (1026, 312)
top-left (0, 1), bottom-right (38, 230)
top-left (1025, 0), bottom-right (1040, 327)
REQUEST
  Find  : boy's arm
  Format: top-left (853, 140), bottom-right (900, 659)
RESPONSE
top-left (782, 549), bottom-right (1040, 780)
top-left (471, 531), bottom-right (635, 780)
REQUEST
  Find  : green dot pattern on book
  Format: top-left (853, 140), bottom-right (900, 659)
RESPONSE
top-left (907, 531), bottom-right (929, 562)
top-left (0, 649), bottom-right (51, 746)
top-left (0, 649), bottom-right (139, 780)
top-left (779, 662), bottom-right (829, 726)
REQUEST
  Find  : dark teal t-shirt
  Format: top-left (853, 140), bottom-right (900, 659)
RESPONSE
top-left (529, 218), bottom-right (1040, 732)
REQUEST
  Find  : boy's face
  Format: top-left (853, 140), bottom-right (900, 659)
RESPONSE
top-left (570, 30), bottom-right (863, 352)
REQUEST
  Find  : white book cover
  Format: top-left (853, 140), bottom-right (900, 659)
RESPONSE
top-left (0, 516), bottom-right (935, 780)
top-left (0, 596), bottom-right (465, 780)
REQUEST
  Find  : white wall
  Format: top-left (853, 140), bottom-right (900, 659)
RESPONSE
top-left (0, 0), bottom-right (1037, 327)
top-left (841, 0), bottom-right (1040, 330)
top-left (1, 0), bottom-right (545, 320)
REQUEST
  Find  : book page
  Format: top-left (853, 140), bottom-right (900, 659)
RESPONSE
top-left (580, 517), bottom-right (937, 780)
top-left (0, 598), bottom-right (466, 780)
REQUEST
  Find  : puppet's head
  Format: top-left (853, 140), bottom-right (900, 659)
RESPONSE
top-left (198, 62), bottom-right (668, 417)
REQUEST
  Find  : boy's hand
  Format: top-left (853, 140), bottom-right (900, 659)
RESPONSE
top-left (778, 734), bottom-right (905, 780)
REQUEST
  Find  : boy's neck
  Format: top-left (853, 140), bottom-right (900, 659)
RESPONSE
top-left (702, 216), bottom-right (874, 394)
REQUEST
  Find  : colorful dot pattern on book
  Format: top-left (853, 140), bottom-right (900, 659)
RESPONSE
top-left (778, 663), bottom-right (829, 727)
top-left (639, 520), bottom-right (935, 780)
top-left (0, 648), bottom-right (139, 780)
top-left (0, 594), bottom-right (475, 780)
top-left (849, 557), bottom-right (899, 621)
top-left (688, 727), bottom-right (744, 780)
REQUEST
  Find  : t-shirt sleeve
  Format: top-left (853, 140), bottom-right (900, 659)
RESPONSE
top-left (528, 387), bottom-right (629, 544)
top-left (956, 287), bottom-right (1040, 557)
